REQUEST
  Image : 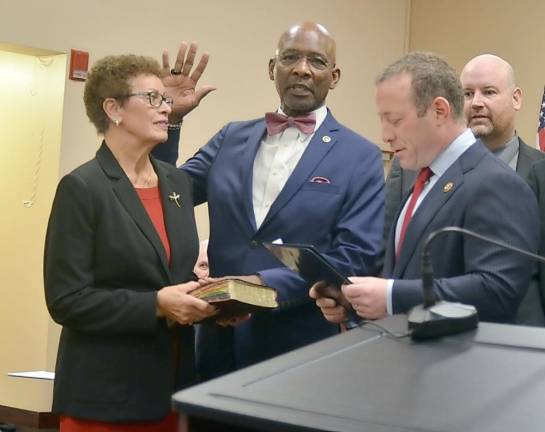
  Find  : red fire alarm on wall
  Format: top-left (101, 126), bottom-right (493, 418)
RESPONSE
top-left (69, 49), bottom-right (89, 81)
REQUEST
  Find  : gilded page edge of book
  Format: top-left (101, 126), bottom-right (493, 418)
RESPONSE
top-left (192, 278), bottom-right (278, 308)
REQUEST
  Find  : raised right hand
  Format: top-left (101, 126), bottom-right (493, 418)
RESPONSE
top-left (160, 41), bottom-right (216, 122)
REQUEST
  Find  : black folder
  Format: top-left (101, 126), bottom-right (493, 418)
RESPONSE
top-left (262, 242), bottom-right (353, 311)
top-left (263, 243), bottom-right (349, 285)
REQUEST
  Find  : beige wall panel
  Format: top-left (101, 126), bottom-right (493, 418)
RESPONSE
top-left (0, 49), bottom-right (65, 410)
top-left (410, 0), bottom-right (543, 147)
top-left (1, 0), bottom-right (409, 235)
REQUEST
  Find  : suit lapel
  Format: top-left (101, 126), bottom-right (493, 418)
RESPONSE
top-left (258, 111), bottom-right (339, 229)
top-left (241, 121), bottom-right (268, 231)
top-left (516, 139), bottom-right (535, 179)
top-left (96, 143), bottom-right (170, 277)
top-left (153, 157), bottom-right (185, 280)
top-left (393, 163), bottom-right (464, 277)
top-left (392, 142), bottom-right (488, 277)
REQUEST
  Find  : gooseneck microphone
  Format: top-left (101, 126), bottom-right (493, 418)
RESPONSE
top-left (409, 226), bottom-right (544, 340)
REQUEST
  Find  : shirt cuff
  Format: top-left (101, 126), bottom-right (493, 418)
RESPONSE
top-left (386, 279), bottom-right (395, 315)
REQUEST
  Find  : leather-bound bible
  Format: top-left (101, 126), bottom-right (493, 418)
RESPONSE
top-left (191, 278), bottom-right (278, 320)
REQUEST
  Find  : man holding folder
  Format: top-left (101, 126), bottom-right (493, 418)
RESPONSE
top-left (312, 52), bottom-right (538, 324)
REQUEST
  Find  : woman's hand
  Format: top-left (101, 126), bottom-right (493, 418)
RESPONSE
top-left (156, 281), bottom-right (216, 325)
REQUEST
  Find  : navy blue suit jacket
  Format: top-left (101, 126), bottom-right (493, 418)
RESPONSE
top-left (156, 111), bottom-right (384, 378)
top-left (383, 141), bottom-right (539, 322)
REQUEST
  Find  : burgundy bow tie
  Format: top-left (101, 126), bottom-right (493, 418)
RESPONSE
top-left (265, 112), bottom-right (316, 136)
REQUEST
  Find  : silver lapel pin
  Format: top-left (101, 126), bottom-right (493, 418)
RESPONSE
top-left (168, 192), bottom-right (181, 208)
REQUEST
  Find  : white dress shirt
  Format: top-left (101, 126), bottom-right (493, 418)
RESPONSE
top-left (252, 105), bottom-right (327, 228)
top-left (386, 128), bottom-right (477, 314)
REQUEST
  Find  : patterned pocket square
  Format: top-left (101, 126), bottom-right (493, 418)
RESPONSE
top-left (310, 176), bottom-right (331, 184)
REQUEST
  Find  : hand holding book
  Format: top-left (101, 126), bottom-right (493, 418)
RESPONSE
top-left (156, 280), bottom-right (218, 325)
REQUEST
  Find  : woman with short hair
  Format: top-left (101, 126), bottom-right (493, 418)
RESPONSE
top-left (44, 54), bottom-right (216, 432)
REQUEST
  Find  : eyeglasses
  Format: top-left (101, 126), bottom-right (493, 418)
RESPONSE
top-left (126, 91), bottom-right (173, 108)
top-left (276, 50), bottom-right (332, 71)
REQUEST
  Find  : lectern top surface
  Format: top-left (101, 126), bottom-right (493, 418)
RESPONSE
top-left (174, 318), bottom-right (545, 432)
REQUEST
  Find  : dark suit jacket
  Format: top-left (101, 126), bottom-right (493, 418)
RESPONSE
top-left (384, 138), bottom-right (545, 325)
top-left (156, 111), bottom-right (384, 379)
top-left (383, 141), bottom-right (539, 322)
top-left (517, 138), bottom-right (545, 178)
top-left (527, 159), bottom-right (545, 315)
top-left (44, 143), bottom-right (199, 422)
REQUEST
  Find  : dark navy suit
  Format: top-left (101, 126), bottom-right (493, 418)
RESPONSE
top-left (385, 138), bottom-right (545, 325)
top-left (156, 110), bottom-right (384, 378)
top-left (383, 141), bottom-right (539, 322)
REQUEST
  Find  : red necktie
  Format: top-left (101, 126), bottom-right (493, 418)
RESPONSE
top-left (265, 112), bottom-right (316, 135)
top-left (396, 167), bottom-right (433, 256)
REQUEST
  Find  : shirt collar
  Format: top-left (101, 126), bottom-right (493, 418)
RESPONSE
top-left (429, 128), bottom-right (476, 178)
top-left (492, 134), bottom-right (519, 165)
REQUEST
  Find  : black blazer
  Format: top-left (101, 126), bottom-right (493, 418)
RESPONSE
top-left (527, 159), bottom-right (545, 316)
top-left (44, 143), bottom-right (199, 422)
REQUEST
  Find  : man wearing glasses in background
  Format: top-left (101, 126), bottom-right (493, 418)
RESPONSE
top-left (155, 22), bottom-right (384, 380)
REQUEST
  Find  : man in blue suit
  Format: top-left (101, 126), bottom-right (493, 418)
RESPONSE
top-left (383, 54), bottom-right (545, 325)
top-left (156, 22), bottom-right (384, 379)
top-left (311, 52), bottom-right (538, 325)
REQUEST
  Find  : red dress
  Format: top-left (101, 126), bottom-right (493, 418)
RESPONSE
top-left (60, 412), bottom-right (178, 432)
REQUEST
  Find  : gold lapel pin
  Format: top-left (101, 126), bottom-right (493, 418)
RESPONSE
top-left (168, 192), bottom-right (181, 208)
top-left (443, 182), bottom-right (454, 193)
